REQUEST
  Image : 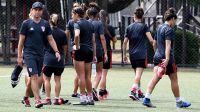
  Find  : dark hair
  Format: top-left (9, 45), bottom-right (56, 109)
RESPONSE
top-left (72, 7), bottom-right (85, 18)
top-left (134, 7), bottom-right (144, 19)
top-left (50, 14), bottom-right (59, 26)
top-left (89, 2), bottom-right (100, 12)
top-left (164, 8), bottom-right (177, 21)
top-left (99, 10), bottom-right (112, 38)
top-left (81, 3), bottom-right (88, 12)
top-left (87, 7), bottom-right (99, 17)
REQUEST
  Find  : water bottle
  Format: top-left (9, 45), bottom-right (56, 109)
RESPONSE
top-left (91, 63), bottom-right (96, 77)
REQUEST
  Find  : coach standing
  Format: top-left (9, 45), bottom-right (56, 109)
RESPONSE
top-left (17, 2), bottom-right (61, 108)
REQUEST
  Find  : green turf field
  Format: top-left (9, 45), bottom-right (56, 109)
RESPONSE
top-left (0, 66), bottom-right (199, 112)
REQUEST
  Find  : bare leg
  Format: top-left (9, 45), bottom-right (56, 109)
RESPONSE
top-left (93, 62), bottom-right (103, 89)
top-left (54, 76), bottom-right (61, 98)
top-left (43, 75), bottom-right (51, 98)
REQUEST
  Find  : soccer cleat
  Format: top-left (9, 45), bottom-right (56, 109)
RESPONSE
top-left (35, 100), bottom-right (43, 108)
top-left (103, 89), bottom-right (109, 99)
top-left (87, 100), bottom-right (95, 105)
top-left (71, 93), bottom-right (80, 98)
top-left (21, 97), bottom-right (31, 107)
top-left (143, 98), bottom-right (156, 108)
top-left (138, 90), bottom-right (145, 99)
top-left (92, 88), bottom-right (99, 101)
top-left (73, 101), bottom-right (88, 105)
top-left (129, 91), bottom-right (139, 101)
top-left (53, 99), bottom-right (60, 105)
top-left (42, 98), bottom-right (52, 105)
top-left (176, 100), bottom-right (191, 108)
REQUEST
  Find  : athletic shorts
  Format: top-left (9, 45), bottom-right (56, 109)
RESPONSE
top-left (154, 62), bottom-right (177, 75)
top-left (73, 47), bottom-right (93, 63)
top-left (97, 55), bottom-right (103, 63)
top-left (103, 51), bottom-right (112, 69)
top-left (130, 58), bottom-right (147, 69)
top-left (43, 66), bottom-right (64, 77)
top-left (24, 56), bottom-right (43, 77)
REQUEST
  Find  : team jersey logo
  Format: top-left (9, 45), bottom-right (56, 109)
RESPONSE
top-left (28, 68), bottom-right (32, 73)
top-left (41, 26), bottom-right (45, 32)
top-left (30, 27), bottom-right (34, 31)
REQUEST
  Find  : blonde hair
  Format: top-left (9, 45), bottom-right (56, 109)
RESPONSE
top-left (50, 14), bottom-right (59, 26)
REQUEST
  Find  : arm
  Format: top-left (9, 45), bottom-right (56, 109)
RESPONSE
top-left (122, 37), bottom-right (129, 63)
top-left (74, 29), bottom-right (80, 50)
top-left (100, 35), bottom-right (108, 62)
top-left (146, 32), bottom-right (156, 52)
top-left (162, 40), bottom-right (171, 67)
top-left (17, 34), bottom-right (25, 66)
top-left (92, 33), bottom-right (97, 62)
top-left (47, 35), bottom-right (61, 61)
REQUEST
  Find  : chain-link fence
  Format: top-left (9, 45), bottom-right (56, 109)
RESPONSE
top-left (0, 0), bottom-right (200, 67)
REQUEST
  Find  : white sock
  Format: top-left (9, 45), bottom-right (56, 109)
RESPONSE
top-left (176, 97), bottom-right (181, 102)
top-left (80, 95), bottom-right (87, 103)
top-left (145, 92), bottom-right (151, 99)
top-left (55, 97), bottom-right (59, 99)
top-left (132, 83), bottom-right (139, 89)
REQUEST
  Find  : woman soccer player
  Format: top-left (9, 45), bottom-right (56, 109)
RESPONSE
top-left (123, 7), bottom-right (154, 101)
top-left (42, 14), bottom-right (68, 105)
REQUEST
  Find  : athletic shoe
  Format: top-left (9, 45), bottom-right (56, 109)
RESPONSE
top-left (92, 88), bottom-right (99, 101)
top-left (176, 100), bottom-right (191, 108)
top-left (21, 97), bottom-right (31, 107)
top-left (87, 95), bottom-right (95, 105)
top-left (53, 99), bottom-right (60, 105)
top-left (42, 98), bottom-right (51, 105)
top-left (73, 95), bottom-right (88, 105)
top-left (103, 89), bottom-right (109, 99)
top-left (143, 98), bottom-right (156, 108)
top-left (99, 89), bottom-right (104, 100)
top-left (129, 90), bottom-right (139, 101)
top-left (40, 89), bottom-right (45, 96)
top-left (71, 93), bottom-right (80, 98)
top-left (35, 100), bottom-right (43, 108)
top-left (138, 90), bottom-right (145, 99)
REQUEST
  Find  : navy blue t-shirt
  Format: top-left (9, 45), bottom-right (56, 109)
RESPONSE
top-left (19, 19), bottom-right (52, 57)
top-left (125, 22), bottom-right (150, 60)
top-left (74, 19), bottom-right (94, 50)
top-left (66, 19), bottom-right (74, 47)
top-left (88, 19), bottom-right (104, 57)
top-left (43, 27), bottom-right (68, 67)
top-left (105, 25), bottom-right (116, 51)
top-left (153, 23), bottom-right (175, 64)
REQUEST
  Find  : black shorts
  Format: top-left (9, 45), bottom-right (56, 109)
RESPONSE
top-left (43, 66), bottom-right (64, 77)
top-left (103, 51), bottom-right (112, 69)
top-left (97, 55), bottom-right (103, 63)
top-left (24, 57), bottom-right (43, 77)
top-left (73, 47), bottom-right (93, 63)
top-left (130, 58), bottom-right (147, 69)
top-left (154, 62), bottom-right (177, 75)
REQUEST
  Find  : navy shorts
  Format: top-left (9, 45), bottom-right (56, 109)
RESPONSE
top-left (154, 62), bottom-right (177, 75)
top-left (43, 66), bottom-right (64, 77)
top-left (73, 46), bottom-right (93, 63)
top-left (103, 51), bottom-right (112, 69)
top-left (24, 56), bottom-right (43, 77)
top-left (130, 58), bottom-right (147, 69)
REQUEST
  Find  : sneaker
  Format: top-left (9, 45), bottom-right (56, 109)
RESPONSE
top-left (71, 93), bottom-right (80, 98)
top-left (35, 100), bottom-right (43, 108)
top-left (143, 98), bottom-right (156, 108)
top-left (92, 88), bottom-right (99, 101)
top-left (176, 100), bottom-right (191, 108)
top-left (138, 90), bottom-right (145, 99)
top-left (99, 89), bottom-right (105, 100)
top-left (53, 99), bottom-right (60, 105)
top-left (73, 95), bottom-right (88, 105)
top-left (129, 91), bottom-right (139, 101)
top-left (73, 101), bottom-right (88, 105)
top-left (103, 89), bottom-right (109, 99)
top-left (42, 98), bottom-right (51, 105)
top-left (21, 97), bottom-right (31, 107)
top-left (87, 96), bottom-right (95, 105)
